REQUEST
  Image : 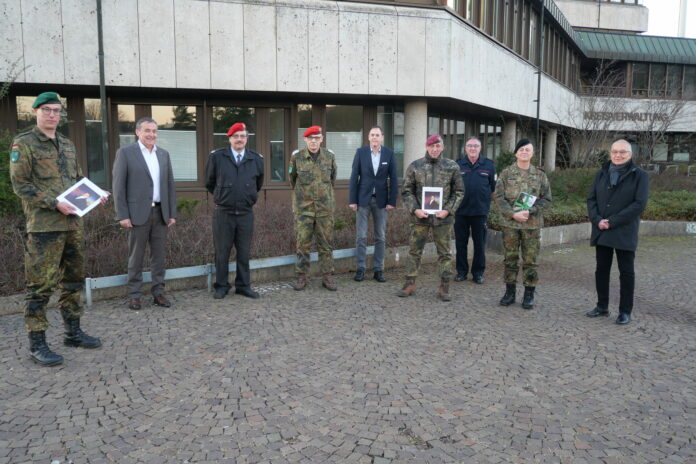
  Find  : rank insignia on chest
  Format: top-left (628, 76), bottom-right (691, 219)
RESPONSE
top-left (10, 145), bottom-right (20, 163)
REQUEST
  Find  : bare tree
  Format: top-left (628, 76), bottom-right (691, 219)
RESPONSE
top-left (554, 60), bottom-right (625, 168)
top-left (630, 93), bottom-right (687, 163)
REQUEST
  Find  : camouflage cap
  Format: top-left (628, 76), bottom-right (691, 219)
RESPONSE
top-left (32, 92), bottom-right (61, 108)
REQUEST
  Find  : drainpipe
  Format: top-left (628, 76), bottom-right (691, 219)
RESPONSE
top-left (535, 0), bottom-right (545, 151)
top-left (96, 0), bottom-right (109, 186)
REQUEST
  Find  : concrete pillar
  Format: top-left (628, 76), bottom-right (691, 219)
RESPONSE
top-left (502, 119), bottom-right (517, 153)
top-left (544, 127), bottom-right (558, 172)
top-left (403, 99), bottom-right (428, 173)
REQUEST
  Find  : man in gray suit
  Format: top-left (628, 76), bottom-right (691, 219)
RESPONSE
top-left (113, 117), bottom-right (177, 310)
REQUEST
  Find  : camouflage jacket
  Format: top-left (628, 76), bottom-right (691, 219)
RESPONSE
top-left (10, 126), bottom-right (83, 232)
top-left (402, 155), bottom-right (465, 226)
top-left (289, 147), bottom-right (337, 217)
top-left (494, 163), bottom-right (552, 230)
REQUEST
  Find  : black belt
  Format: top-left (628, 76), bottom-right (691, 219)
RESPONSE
top-left (151, 202), bottom-right (161, 207)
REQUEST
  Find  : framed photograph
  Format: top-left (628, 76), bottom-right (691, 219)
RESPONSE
top-left (56, 177), bottom-right (109, 217)
top-left (422, 187), bottom-right (443, 214)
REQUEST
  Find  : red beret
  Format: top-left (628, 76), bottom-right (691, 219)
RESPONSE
top-left (227, 122), bottom-right (246, 136)
top-left (303, 126), bottom-right (322, 137)
top-left (426, 134), bottom-right (443, 146)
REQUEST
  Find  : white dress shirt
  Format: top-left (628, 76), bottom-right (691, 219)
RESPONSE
top-left (138, 141), bottom-right (161, 203)
top-left (371, 147), bottom-right (381, 176)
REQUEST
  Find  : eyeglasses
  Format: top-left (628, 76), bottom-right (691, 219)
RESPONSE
top-left (465, 144), bottom-right (481, 148)
top-left (307, 135), bottom-right (322, 141)
top-left (39, 107), bottom-right (63, 115)
top-left (610, 150), bottom-right (630, 155)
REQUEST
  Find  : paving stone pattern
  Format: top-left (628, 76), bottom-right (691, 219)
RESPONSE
top-left (1, 236), bottom-right (695, 464)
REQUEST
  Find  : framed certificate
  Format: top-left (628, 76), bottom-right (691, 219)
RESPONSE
top-left (56, 177), bottom-right (109, 217)
top-left (422, 187), bottom-right (443, 214)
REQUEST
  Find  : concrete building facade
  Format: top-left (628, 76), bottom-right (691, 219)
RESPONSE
top-left (1, 0), bottom-right (694, 202)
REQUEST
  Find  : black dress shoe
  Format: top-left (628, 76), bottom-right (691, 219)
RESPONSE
top-left (373, 271), bottom-right (387, 283)
top-left (454, 274), bottom-right (467, 282)
top-left (472, 275), bottom-right (485, 284)
top-left (354, 269), bottom-right (365, 282)
top-left (615, 313), bottom-right (631, 325)
top-left (129, 298), bottom-right (142, 310)
top-left (585, 307), bottom-right (609, 318)
top-left (153, 294), bottom-right (172, 308)
top-left (236, 288), bottom-right (260, 299)
top-left (213, 287), bottom-right (229, 299)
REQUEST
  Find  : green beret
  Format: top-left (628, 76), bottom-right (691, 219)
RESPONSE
top-left (32, 92), bottom-right (61, 108)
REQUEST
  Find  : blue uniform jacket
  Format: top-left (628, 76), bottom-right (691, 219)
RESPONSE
top-left (455, 156), bottom-right (496, 216)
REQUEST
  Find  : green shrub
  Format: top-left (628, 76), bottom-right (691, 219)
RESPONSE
top-left (495, 150), bottom-right (515, 174)
top-left (176, 197), bottom-right (201, 217)
top-left (0, 128), bottom-right (22, 215)
top-left (644, 191), bottom-right (696, 221)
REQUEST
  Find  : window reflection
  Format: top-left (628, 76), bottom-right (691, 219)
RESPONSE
top-left (116, 105), bottom-right (136, 149)
top-left (326, 105), bottom-right (363, 180)
top-left (297, 104), bottom-right (312, 145)
top-left (270, 108), bottom-right (286, 182)
top-left (212, 107), bottom-right (256, 152)
top-left (84, 99), bottom-right (107, 185)
top-left (153, 105), bottom-right (198, 182)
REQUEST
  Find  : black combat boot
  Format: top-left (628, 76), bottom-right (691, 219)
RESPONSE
top-left (28, 331), bottom-right (63, 366)
top-left (63, 317), bottom-right (102, 348)
top-left (499, 283), bottom-right (516, 306)
top-left (522, 286), bottom-right (535, 309)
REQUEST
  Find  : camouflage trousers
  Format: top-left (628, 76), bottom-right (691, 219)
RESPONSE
top-left (501, 227), bottom-right (540, 286)
top-left (295, 214), bottom-right (334, 275)
top-left (406, 223), bottom-right (453, 279)
top-left (24, 230), bottom-right (85, 331)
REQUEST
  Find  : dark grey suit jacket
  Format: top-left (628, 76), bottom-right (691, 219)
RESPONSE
top-left (112, 142), bottom-right (177, 226)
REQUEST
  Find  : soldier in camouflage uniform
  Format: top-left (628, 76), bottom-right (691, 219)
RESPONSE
top-left (288, 126), bottom-right (338, 291)
top-left (494, 138), bottom-right (552, 310)
top-left (399, 134), bottom-right (465, 301)
top-left (9, 92), bottom-right (103, 367)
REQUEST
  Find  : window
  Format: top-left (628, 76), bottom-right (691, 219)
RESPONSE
top-left (116, 105), bottom-right (136, 149)
top-left (649, 64), bottom-right (666, 98)
top-left (212, 106), bottom-right (256, 151)
top-left (684, 66), bottom-right (696, 99)
top-left (296, 104), bottom-right (312, 147)
top-left (666, 65), bottom-right (682, 98)
top-left (671, 135), bottom-right (691, 162)
top-left (17, 95), bottom-right (69, 136)
top-left (84, 99), bottom-right (107, 185)
top-left (152, 105), bottom-right (198, 181)
top-left (456, 121), bottom-right (466, 159)
top-left (326, 105), bottom-right (363, 180)
top-left (428, 117), bottom-right (440, 137)
top-left (269, 108), bottom-right (286, 182)
top-left (632, 63), bottom-right (649, 97)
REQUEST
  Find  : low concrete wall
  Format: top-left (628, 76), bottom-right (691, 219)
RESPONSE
top-left (2, 221), bottom-right (694, 316)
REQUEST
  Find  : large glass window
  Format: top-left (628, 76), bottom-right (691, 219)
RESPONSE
top-left (377, 106), bottom-right (404, 173)
top-left (212, 106), bottom-right (256, 151)
top-left (269, 108), bottom-right (286, 182)
top-left (84, 99), bottom-right (107, 185)
top-left (428, 117), bottom-right (440, 136)
top-left (649, 64), bottom-right (666, 98)
top-left (297, 104), bottom-right (312, 146)
top-left (652, 143), bottom-right (668, 161)
top-left (632, 63), bottom-right (649, 97)
top-left (17, 96), bottom-right (69, 135)
top-left (152, 105), bottom-right (198, 182)
top-left (456, 121), bottom-right (466, 159)
top-left (326, 105), bottom-right (363, 180)
top-left (684, 66), bottom-right (696, 99)
top-left (666, 65), bottom-right (682, 98)
top-left (116, 105), bottom-right (136, 149)
top-left (672, 135), bottom-right (691, 162)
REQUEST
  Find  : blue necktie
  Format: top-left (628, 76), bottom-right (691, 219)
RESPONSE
top-left (236, 154), bottom-right (242, 165)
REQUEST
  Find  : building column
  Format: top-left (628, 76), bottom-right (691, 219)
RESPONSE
top-left (544, 127), bottom-right (558, 172)
top-left (403, 99), bottom-right (428, 172)
top-left (502, 119), bottom-right (517, 153)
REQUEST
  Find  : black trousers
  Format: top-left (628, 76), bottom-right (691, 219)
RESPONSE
top-left (454, 215), bottom-right (488, 277)
top-left (213, 209), bottom-right (254, 291)
top-left (595, 245), bottom-right (635, 314)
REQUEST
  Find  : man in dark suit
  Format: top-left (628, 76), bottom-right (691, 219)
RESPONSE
top-left (348, 125), bottom-right (399, 283)
top-left (205, 122), bottom-right (264, 300)
top-left (113, 117), bottom-right (177, 310)
top-left (586, 139), bottom-right (648, 325)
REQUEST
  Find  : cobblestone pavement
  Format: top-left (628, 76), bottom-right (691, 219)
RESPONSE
top-left (1, 236), bottom-right (695, 464)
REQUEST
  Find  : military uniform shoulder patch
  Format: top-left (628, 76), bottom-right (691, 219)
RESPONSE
top-left (10, 144), bottom-right (20, 163)
top-left (292, 149), bottom-right (300, 155)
